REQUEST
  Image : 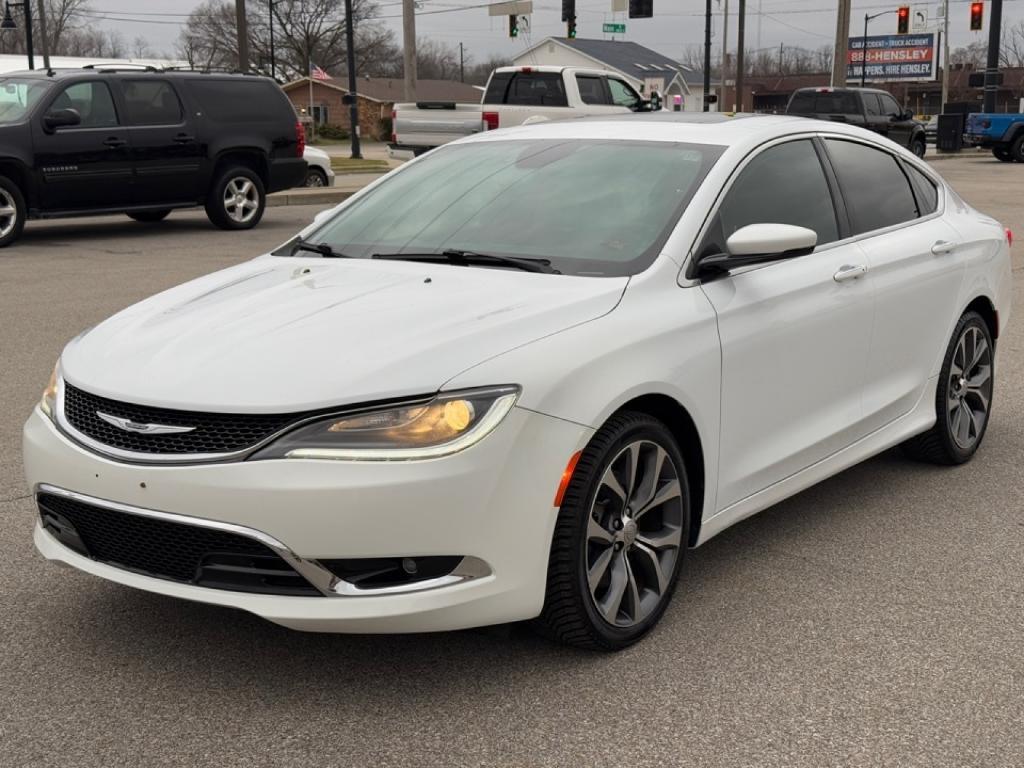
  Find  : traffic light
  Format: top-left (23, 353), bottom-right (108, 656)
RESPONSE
top-left (567, 17), bottom-right (577, 38)
top-left (970, 2), bottom-right (983, 31)
top-left (509, 14), bottom-right (518, 38)
top-left (896, 6), bottom-right (909, 34)
top-left (629, 0), bottom-right (653, 19)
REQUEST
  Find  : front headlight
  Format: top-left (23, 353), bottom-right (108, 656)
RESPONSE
top-left (251, 386), bottom-right (520, 461)
top-left (40, 362), bottom-right (59, 421)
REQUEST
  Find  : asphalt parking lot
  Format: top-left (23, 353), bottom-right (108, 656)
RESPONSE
top-left (2, 157), bottom-right (1022, 767)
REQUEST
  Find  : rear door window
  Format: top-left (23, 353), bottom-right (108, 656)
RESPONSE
top-left (905, 164), bottom-right (939, 215)
top-left (121, 80), bottom-right (183, 125)
top-left (575, 75), bottom-right (608, 105)
top-left (825, 139), bottom-right (919, 234)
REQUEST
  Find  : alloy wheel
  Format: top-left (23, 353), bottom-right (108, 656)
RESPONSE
top-left (0, 188), bottom-right (17, 238)
top-left (947, 325), bottom-right (993, 450)
top-left (585, 440), bottom-right (684, 628)
top-left (223, 177), bottom-right (259, 223)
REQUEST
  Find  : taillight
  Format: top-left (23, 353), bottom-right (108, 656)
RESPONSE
top-left (483, 111), bottom-right (499, 131)
top-left (390, 109), bottom-right (396, 144)
top-left (1006, 228), bottom-right (1013, 246)
top-left (295, 120), bottom-right (305, 157)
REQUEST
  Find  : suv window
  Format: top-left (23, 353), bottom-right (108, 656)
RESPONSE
top-left (576, 75), bottom-right (607, 105)
top-left (505, 73), bottom-right (568, 107)
top-left (121, 80), bottom-right (182, 125)
top-left (863, 93), bottom-right (882, 117)
top-left (788, 90), bottom-right (859, 115)
top-left (905, 164), bottom-right (939, 214)
top-left (183, 79), bottom-right (294, 123)
top-left (710, 139), bottom-right (838, 252)
top-left (49, 81), bottom-right (117, 128)
top-left (607, 78), bottom-right (640, 109)
top-left (825, 139), bottom-right (918, 233)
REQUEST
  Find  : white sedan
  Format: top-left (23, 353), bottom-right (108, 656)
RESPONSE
top-left (23, 115), bottom-right (1012, 650)
top-left (301, 146), bottom-right (335, 187)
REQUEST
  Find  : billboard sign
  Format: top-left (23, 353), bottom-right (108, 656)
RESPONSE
top-left (847, 33), bottom-right (936, 82)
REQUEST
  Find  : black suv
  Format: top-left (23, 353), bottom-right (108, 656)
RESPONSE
top-left (0, 67), bottom-right (307, 247)
top-left (786, 87), bottom-right (926, 158)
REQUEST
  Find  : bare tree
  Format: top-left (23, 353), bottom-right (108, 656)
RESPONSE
top-left (950, 40), bottom-right (987, 68)
top-left (1002, 19), bottom-right (1024, 68)
top-left (132, 36), bottom-right (153, 58)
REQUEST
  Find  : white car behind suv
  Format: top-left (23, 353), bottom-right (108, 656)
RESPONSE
top-left (24, 115), bottom-right (1011, 650)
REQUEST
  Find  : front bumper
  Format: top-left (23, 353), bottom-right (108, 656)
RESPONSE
top-left (24, 406), bottom-right (592, 632)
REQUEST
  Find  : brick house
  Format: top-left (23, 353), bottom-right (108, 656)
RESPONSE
top-left (283, 77), bottom-right (483, 140)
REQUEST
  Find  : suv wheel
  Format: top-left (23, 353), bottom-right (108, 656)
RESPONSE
top-left (992, 146), bottom-right (1014, 162)
top-left (0, 175), bottom-right (27, 248)
top-left (1012, 135), bottom-right (1024, 163)
top-left (205, 167), bottom-right (266, 230)
top-left (534, 412), bottom-right (690, 651)
top-left (911, 136), bottom-right (926, 158)
top-left (902, 311), bottom-right (994, 465)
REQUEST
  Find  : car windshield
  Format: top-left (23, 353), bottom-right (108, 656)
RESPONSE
top-left (302, 139), bottom-right (723, 277)
top-left (0, 78), bottom-right (51, 124)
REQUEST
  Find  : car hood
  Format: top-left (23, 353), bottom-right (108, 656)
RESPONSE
top-left (60, 256), bottom-right (628, 412)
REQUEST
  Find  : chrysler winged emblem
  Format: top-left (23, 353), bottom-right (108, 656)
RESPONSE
top-left (95, 411), bottom-right (196, 435)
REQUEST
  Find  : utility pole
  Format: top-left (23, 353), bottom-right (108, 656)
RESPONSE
top-left (402, 0), bottom-right (417, 102)
top-left (940, 0), bottom-right (950, 113)
top-left (459, 42), bottom-right (465, 83)
top-left (832, 0), bottom-right (851, 87)
top-left (720, 0), bottom-right (729, 112)
top-left (235, 0), bottom-right (249, 72)
top-left (344, 0), bottom-right (362, 159)
top-left (983, 0), bottom-right (1003, 112)
top-left (735, 0), bottom-right (746, 111)
top-left (703, 0), bottom-right (712, 112)
top-left (35, 0), bottom-right (49, 70)
top-left (779, 42), bottom-right (783, 75)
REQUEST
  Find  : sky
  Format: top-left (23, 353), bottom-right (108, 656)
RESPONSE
top-left (91, 0), bottom-right (1021, 66)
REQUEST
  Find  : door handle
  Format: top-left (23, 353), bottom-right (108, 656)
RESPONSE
top-left (103, 137), bottom-right (126, 148)
top-left (174, 133), bottom-right (196, 143)
top-left (833, 264), bottom-right (868, 282)
top-left (930, 240), bottom-right (958, 255)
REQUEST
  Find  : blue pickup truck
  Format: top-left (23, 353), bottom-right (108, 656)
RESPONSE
top-left (964, 113), bottom-right (1024, 161)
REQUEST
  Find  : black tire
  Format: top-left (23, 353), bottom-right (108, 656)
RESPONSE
top-left (992, 146), bottom-right (1014, 162)
top-left (304, 168), bottom-right (328, 187)
top-left (0, 174), bottom-right (27, 248)
top-left (127, 209), bottom-right (171, 223)
top-left (911, 136), bottom-right (926, 158)
top-left (1012, 135), bottom-right (1024, 163)
top-left (533, 411), bottom-right (690, 651)
top-left (205, 166), bottom-right (266, 230)
top-left (902, 311), bottom-right (994, 465)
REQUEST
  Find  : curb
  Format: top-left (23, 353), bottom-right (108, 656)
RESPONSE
top-left (267, 188), bottom-right (355, 208)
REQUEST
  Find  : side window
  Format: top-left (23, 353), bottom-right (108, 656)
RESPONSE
top-left (879, 93), bottom-right (903, 116)
top-left (825, 139), bottom-right (918, 233)
top-left (121, 80), bottom-right (182, 125)
top-left (48, 81), bottom-right (117, 128)
top-left (905, 163), bottom-right (939, 215)
top-left (506, 74), bottom-right (568, 107)
top-left (709, 139), bottom-right (839, 253)
top-left (607, 78), bottom-right (641, 110)
top-left (483, 72), bottom-right (512, 104)
top-left (576, 75), bottom-right (607, 105)
top-left (863, 94), bottom-right (882, 117)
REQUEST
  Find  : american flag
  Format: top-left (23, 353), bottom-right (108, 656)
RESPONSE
top-left (310, 64), bottom-right (330, 80)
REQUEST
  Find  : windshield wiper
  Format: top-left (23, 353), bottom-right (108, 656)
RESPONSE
top-left (371, 249), bottom-right (559, 274)
top-left (290, 237), bottom-right (351, 258)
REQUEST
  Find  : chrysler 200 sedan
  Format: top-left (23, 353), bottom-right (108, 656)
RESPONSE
top-left (24, 115), bottom-right (1012, 650)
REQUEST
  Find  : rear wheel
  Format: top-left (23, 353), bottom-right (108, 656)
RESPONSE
top-left (534, 412), bottom-right (690, 651)
top-left (0, 175), bottom-right (27, 248)
top-left (992, 146), bottom-right (1014, 162)
top-left (205, 166), bottom-right (266, 230)
top-left (1011, 135), bottom-right (1024, 163)
top-left (127, 209), bottom-right (171, 223)
top-left (902, 311), bottom-right (994, 465)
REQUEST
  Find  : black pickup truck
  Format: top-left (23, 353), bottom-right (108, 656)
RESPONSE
top-left (0, 67), bottom-right (307, 247)
top-left (786, 86), bottom-right (926, 158)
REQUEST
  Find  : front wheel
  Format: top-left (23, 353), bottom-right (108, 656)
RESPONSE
top-left (205, 167), bottom-right (266, 230)
top-left (992, 146), bottom-right (1014, 162)
top-left (0, 174), bottom-right (27, 248)
top-left (902, 311), bottom-right (994, 465)
top-left (304, 168), bottom-right (328, 187)
top-left (534, 412), bottom-right (690, 651)
top-left (911, 137), bottom-right (926, 158)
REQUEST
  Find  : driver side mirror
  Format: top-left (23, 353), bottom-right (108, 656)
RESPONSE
top-left (43, 108), bottom-right (81, 132)
top-left (697, 223), bottom-right (818, 275)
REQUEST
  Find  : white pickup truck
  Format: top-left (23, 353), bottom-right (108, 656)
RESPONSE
top-left (389, 65), bottom-right (662, 157)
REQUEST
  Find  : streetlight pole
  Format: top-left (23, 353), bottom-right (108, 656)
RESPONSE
top-left (269, 0), bottom-right (276, 80)
top-left (861, 10), bottom-right (897, 87)
top-left (1, 1), bottom-right (35, 70)
top-left (344, 0), bottom-right (362, 159)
